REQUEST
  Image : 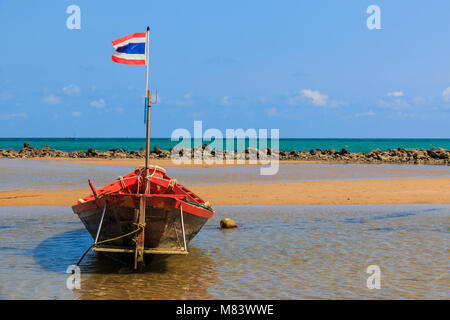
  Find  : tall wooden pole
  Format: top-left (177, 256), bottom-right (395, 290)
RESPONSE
top-left (144, 26), bottom-right (151, 171)
top-left (135, 26), bottom-right (150, 270)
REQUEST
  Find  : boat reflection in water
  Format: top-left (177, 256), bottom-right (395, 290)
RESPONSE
top-left (75, 247), bottom-right (218, 300)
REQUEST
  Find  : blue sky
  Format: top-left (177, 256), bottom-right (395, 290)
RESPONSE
top-left (0, 0), bottom-right (449, 138)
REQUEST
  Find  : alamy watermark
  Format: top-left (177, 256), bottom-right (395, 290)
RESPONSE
top-left (366, 265), bottom-right (381, 289)
top-left (366, 5), bottom-right (381, 30)
top-left (66, 5), bottom-right (380, 31)
top-left (171, 121), bottom-right (280, 175)
top-left (66, 5), bottom-right (81, 30)
top-left (66, 265), bottom-right (81, 290)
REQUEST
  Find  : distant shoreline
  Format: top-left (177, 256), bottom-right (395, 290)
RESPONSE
top-left (0, 143), bottom-right (449, 166)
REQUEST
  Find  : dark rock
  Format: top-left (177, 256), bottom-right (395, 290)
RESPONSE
top-left (338, 148), bottom-right (349, 155)
top-left (153, 146), bottom-right (163, 154)
top-left (86, 148), bottom-right (105, 158)
top-left (427, 148), bottom-right (449, 159)
top-left (370, 148), bottom-right (381, 154)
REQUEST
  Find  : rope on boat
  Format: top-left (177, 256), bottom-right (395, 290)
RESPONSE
top-left (136, 169), bottom-right (143, 194)
top-left (184, 201), bottom-right (213, 212)
top-left (144, 166), bottom-right (158, 194)
top-left (167, 178), bottom-right (177, 189)
top-left (94, 203), bottom-right (107, 243)
top-left (118, 176), bottom-right (126, 189)
top-left (75, 226), bottom-right (144, 267)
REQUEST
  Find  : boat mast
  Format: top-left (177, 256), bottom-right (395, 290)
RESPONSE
top-left (144, 26), bottom-right (151, 172)
top-left (144, 25), bottom-right (152, 198)
top-left (134, 26), bottom-right (151, 270)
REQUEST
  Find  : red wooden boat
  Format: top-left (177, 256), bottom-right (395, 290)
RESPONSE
top-left (72, 165), bottom-right (214, 268)
top-left (72, 27), bottom-right (214, 269)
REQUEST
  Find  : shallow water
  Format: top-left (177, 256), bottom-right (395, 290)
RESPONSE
top-left (1, 159), bottom-right (450, 190)
top-left (0, 204), bottom-right (448, 299)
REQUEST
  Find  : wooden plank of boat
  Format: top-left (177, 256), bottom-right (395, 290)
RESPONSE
top-left (134, 196), bottom-right (146, 269)
top-left (93, 245), bottom-right (189, 255)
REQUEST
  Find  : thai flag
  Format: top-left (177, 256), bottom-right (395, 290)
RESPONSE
top-left (111, 32), bottom-right (147, 65)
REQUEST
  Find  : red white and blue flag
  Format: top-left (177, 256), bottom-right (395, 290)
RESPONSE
top-left (111, 32), bottom-right (147, 65)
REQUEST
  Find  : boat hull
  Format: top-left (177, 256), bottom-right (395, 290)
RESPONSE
top-left (73, 193), bottom-right (211, 265)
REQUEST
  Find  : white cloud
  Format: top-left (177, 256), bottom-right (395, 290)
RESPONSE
top-left (114, 107), bottom-right (124, 113)
top-left (173, 95), bottom-right (193, 107)
top-left (62, 84), bottom-right (81, 96)
top-left (442, 87), bottom-right (450, 101)
top-left (287, 89), bottom-right (329, 107)
top-left (72, 111), bottom-right (81, 117)
top-left (387, 91), bottom-right (404, 97)
top-left (267, 107), bottom-right (277, 117)
top-left (301, 89), bottom-right (328, 106)
top-left (90, 98), bottom-right (106, 108)
top-left (329, 100), bottom-right (348, 108)
top-left (378, 98), bottom-right (410, 110)
top-left (43, 94), bottom-right (61, 105)
top-left (354, 110), bottom-right (375, 118)
top-left (205, 56), bottom-right (239, 65)
top-left (0, 112), bottom-right (26, 120)
top-left (0, 91), bottom-right (13, 101)
top-left (286, 95), bottom-right (301, 106)
top-left (221, 96), bottom-right (230, 106)
top-left (412, 96), bottom-right (425, 105)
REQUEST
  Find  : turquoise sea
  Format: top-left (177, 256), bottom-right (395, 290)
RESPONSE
top-left (1, 138), bottom-right (450, 153)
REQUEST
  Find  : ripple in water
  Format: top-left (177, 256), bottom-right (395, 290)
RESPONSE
top-left (0, 204), bottom-right (448, 299)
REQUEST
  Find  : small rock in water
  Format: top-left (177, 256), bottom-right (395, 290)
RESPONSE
top-left (220, 218), bottom-right (237, 229)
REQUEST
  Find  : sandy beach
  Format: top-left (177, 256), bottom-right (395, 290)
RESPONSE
top-left (49, 158), bottom-right (321, 167)
top-left (1, 177), bottom-right (449, 206)
top-left (1, 158), bottom-right (449, 206)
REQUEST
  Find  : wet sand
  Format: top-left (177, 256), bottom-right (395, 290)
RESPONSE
top-left (1, 177), bottom-right (450, 206)
top-left (3, 158), bottom-right (450, 190)
top-left (1, 158), bottom-right (449, 206)
top-left (50, 158), bottom-right (317, 167)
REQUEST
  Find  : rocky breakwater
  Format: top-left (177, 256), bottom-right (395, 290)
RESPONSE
top-left (0, 143), bottom-right (170, 159)
top-left (0, 143), bottom-right (449, 165)
top-left (279, 147), bottom-right (450, 165)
